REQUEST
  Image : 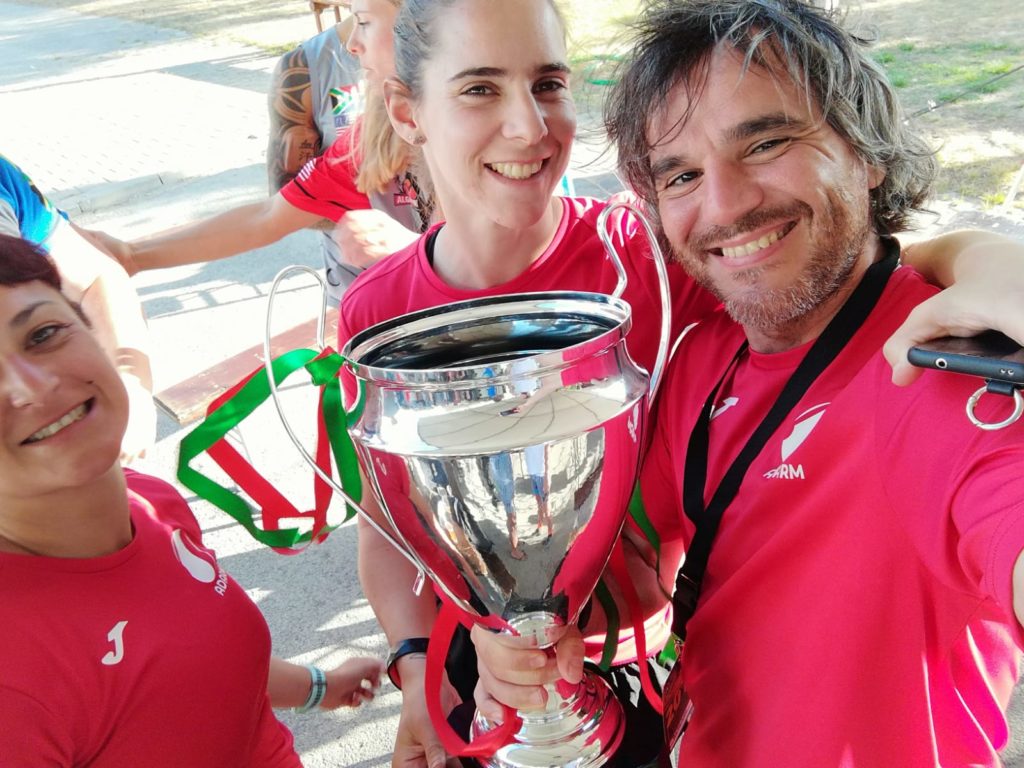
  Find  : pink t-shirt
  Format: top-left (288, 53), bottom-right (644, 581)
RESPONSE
top-left (640, 266), bottom-right (1024, 766)
top-left (0, 471), bottom-right (300, 768)
top-left (338, 195), bottom-right (718, 662)
top-left (338, 195), bottom-right (716, 377)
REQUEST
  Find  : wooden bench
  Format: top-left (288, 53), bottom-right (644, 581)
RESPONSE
top-left (155, 307), bottom-right (339, 425)
top-left (309, 0), bottom-right (349, 32)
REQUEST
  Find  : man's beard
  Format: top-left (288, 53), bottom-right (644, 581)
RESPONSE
top-left (676, 194), bottom-right (870, 334)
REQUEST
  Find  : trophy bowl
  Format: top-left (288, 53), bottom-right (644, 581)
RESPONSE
top-left (342, 291), bottom-right (652, 768)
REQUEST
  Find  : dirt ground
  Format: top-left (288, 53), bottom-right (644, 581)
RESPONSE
top-left (854, 0), bottom-right (1024, 207)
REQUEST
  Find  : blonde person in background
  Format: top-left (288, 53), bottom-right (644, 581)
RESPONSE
top-left (83, 0), bottom-right (428, 303)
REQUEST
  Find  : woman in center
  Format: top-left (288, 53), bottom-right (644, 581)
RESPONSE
top-left (337, 1), bottom-right (703, 765)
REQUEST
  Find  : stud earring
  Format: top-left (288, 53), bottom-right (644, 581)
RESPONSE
top-left (411, 134), bottom-right (426, 145)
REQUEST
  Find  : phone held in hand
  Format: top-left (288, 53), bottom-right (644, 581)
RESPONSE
top-left (908, 330), bottom-right (1024, 384)
top-left (908, 331), bottom-right (1024, 431)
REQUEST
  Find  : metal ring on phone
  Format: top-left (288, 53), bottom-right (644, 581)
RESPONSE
top-left (966, 385), bottom-right (1024, 431)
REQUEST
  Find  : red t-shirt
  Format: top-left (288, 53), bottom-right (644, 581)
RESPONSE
top-left (640, 266), bottom-right (1024, 766)
top-left (0, 471), bottom-right (300, 768)
top-left (338, 195), bottom-right (716, 379)
top-left (279, 123), bottom-right (372, 222)
top-left (338, 195), bottom-right (718, 661)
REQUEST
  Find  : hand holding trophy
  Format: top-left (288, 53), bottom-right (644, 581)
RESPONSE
top-left (331, 203), bottom-right (671, 767)
top-left (189, 202), bottom-right (673, 767)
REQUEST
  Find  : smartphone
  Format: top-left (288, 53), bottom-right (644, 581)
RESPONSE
top-left (908, 330), bottom-right (1024, 386)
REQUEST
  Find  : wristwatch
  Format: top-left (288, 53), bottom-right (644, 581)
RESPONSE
top-left (386, 637), bottom-right (430, 689)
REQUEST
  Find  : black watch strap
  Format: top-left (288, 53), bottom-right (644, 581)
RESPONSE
top-left (386, 637), bottom-right (430, 689)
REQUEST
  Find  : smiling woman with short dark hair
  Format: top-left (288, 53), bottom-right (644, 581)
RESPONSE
top-left (0, 233), bottom-right (307, 767)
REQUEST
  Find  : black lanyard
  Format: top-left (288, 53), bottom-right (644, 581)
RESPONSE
top-left (671, 241), bottom-right (900, 641)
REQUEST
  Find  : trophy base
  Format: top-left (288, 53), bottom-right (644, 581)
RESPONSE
top-left (471, 669), bottom-right (625, 768)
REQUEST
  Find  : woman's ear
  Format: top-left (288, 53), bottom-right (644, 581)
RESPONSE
top-left (383, 78), bottom-right (422, 146)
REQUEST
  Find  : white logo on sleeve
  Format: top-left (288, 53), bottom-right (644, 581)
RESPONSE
top-left (171, 529), bottom-right (216, 583)
top-left (764, 403), bottom-right (829, 480)
top-left (297, 159), bottom-right (317, 182)
top-left (101, 621), bottom-right (128, 666)
top-left (171, 529), bottom-right (228, 595)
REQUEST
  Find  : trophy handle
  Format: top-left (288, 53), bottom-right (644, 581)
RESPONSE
top-left (596, 200), bottom-right (672, 404)
top-left (262, 265), bottom-right (429, 579)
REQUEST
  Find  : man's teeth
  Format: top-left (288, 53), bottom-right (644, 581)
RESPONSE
top-left (489, 161), bottom-right (543, 180)
top-left (721, 228), bottom-right (785, 260)
top-left (26, 404), bottom-right (88, 443)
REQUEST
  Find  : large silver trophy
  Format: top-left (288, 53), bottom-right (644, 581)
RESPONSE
top-left (268, 203), bottom-right (670, 768)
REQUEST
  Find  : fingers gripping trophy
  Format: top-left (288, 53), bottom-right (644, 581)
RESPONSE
top-left (271, 203), bottom-right (671, 768)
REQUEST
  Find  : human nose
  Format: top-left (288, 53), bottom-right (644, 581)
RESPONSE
top-left (502, 89), bottom-right (548, 145)
top-left (700, 158), bottom-right (764, 228)
top-left (2, 355), bottom-right (59, 408)
top-left (346, 26), bottom-right (363, 56)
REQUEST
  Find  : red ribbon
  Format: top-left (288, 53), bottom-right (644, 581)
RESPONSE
top-left (202, 352), bottom-right (335, 553)
top-left (426, 600), bottom-right (520, 757)
top-left (608, 538), bottom-right (663, 714)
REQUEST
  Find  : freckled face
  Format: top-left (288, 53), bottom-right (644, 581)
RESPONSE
top-left (0, 282), bottom-right (126, 498)
top-left (648, 47), bottom-right (882, 336)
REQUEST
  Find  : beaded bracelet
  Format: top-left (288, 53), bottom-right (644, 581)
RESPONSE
top-left (295, 664), bottom-right (328, 713)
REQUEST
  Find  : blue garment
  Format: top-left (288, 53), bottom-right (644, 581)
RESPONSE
top-left (0, 154), bottom-right (64, 246)
top-left (487, 453), bottom-right (516, 515)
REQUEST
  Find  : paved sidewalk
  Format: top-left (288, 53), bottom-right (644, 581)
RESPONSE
top-left (2, 2), bottom-right (1023, 766)
top-left (1, 2), bottom-right (276, 214)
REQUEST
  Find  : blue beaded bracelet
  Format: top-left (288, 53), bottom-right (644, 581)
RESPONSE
top-left (295, 664), bottom-right (328, 713)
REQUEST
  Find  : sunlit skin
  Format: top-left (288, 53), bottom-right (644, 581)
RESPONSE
top-left (348, 0), bottom-right (399, 86)
top-left (0, 280), bottom-right (129, 559)
top-left (648, 46), bottom-right (886, 353)
top-left (386, 0), bottom-right (577, 288)
top-left (0, 282), bottom-right (127, 500)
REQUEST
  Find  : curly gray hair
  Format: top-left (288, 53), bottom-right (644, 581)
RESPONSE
top-left (605, 0), bottom-right (936, 235)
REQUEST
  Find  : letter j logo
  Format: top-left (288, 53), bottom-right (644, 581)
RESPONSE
top-left (101, 621), bottom-right (128, 666)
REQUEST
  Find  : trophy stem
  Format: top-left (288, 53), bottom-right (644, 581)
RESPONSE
top-left (471, 671), bottom-right (625, 768)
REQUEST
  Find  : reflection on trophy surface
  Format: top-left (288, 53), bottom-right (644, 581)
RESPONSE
top-left (409, 432), bottom-right (605, 618)
top-left (342, 291), bottom-right (653, 768)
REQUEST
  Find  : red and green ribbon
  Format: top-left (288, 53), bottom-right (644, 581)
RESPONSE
top-left (177, 347), bottom-right (363, 554)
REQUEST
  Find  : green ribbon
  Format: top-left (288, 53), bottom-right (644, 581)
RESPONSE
top-left (628, 480), bottom-right (662, 573)
top-left (178, 348), bottom-right (363, 551)
top-left (658, 635), bottom-right (679, 665)
top-left (307, 353), bottom-right (364, 521)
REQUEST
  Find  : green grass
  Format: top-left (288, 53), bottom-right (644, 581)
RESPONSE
top-left (251, 40), bottom-right (297, 57)
top-left (871, 40), bottom-right (1022, 112)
